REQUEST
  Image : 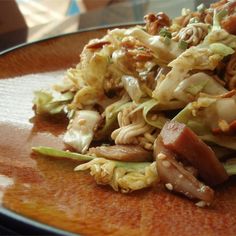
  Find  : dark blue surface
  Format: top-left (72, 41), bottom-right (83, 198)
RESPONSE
top-left (0, 208), bottom-right (78, 236)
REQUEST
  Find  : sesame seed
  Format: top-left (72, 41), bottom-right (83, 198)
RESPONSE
top-left (162, 160), bottom-right (171, 168)
top-left (179, 174), bottom-right (183, 178)
top-left (157, 153), bottom-right (166, 160)
top-left (195, 201), bottom-right (208, 208)
top-left (165, 183), bottom-right (173, 191)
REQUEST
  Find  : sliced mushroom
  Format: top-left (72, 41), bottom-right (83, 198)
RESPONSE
top-left (88, 145), bottom-right (152, 162)
top-left (154, 137), bottom-right (214, 204)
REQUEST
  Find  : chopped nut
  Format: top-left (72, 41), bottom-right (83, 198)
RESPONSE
top-left (218, 119), bottom-right (229, 132)
top-left (86, 41), bottom-right (111, 50)
top-left (144, 12), bottom-right (171, 35)
top-left (135, 52), bottom-right (153, 61)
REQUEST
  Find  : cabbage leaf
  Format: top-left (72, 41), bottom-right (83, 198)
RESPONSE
top-left (63, 110), bottom-right (101, 153)
top-left (173, 95), bottom-right (236, 149)
top-left (95, 95), bottom-right (131, 140)
top-left (32, 146), bottom-right (94, 161)
top-left (223, 158), bottom-right (236, 175)
top-left (152, 46), bottom-right (226, 102)
top-left (33, 90), bottom-right (73, 115)
top-left (124, 27), bottom-right (183, 65)
top-left (133, 99), bottom-right (168, 129)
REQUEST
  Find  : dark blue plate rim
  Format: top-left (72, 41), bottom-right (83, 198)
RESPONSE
top-left (0, 207), bottom-right (78, 235)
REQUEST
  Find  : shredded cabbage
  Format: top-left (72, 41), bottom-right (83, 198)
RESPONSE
top-left (95, 95), bottom-right (131, 140)
top-left (125, 27), bottom-right (183, 65)
top-left (63, 110), bottom-right (101, 153)
top-left (32, 146), bottom-right (94, 161)
top-left (174, 94), bottom-right (236, 149)
top-left (32, 2), bottom-right (236, 198)
top-left (122, 75), bottom-right (144, 102)
top-left (152, 46), bottom-right (227, 102)
top-left (75, 158), bottom-right (158, 193)
top-left (33, 90), bottom-right (73, 115)
top-left (173, 72), bottom-right (228, 102)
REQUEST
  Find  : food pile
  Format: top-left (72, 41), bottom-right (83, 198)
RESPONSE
top-left (33, 0), bottom-right (236, 207)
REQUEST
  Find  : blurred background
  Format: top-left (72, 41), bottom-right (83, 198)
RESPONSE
top-left (0, 0), bottom-right (214, 51)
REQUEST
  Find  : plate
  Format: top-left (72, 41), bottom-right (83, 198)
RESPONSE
top-left (0, 26), bottom-right (236, 236)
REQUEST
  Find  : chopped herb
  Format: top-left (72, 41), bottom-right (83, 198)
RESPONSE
top-left (178, 40), bottom-right (188, 50)
top-left (137, 46), bottom-right (146, 51)
top-left (164, 36), bottom-right (171, 46)
top-left (117, 36), bottom-right (123, 41)
top-left (217, 9), bottom-right (228, 19)
top-left (159, 28), bottom-right (172, 39)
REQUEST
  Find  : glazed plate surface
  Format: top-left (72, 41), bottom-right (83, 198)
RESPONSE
top-left (0, 27), bottom-right (236, 236)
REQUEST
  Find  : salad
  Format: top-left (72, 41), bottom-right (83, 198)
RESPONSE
top-left (32, 0), bottom-right (236, 207)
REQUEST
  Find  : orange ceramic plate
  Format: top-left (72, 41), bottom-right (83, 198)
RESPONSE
top-left (0, 26), bottom-right (236, 236)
